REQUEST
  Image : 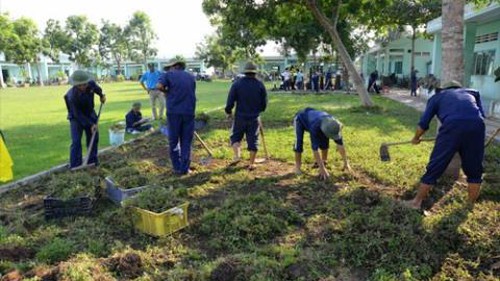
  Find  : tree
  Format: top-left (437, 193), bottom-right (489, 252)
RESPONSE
top-left (0, 14), bottom-right (15, 88)
top-left (42, 19), bottom-right (69, 63)
top-left (99, 20), bottom-right (129, 75)
top-left (62, 15), bottom-right (99, 68)
top-left (305, 0), bottom-right (373, 106)
top-left (125, 11), bottom-right (157, 66)
top-left (5, 18), bottom-right (44, 85)
top-left (196, 33), bottom-right (244, 76)
top-left (202, 0), bottom-right (374, 106)
top-left (202, 0), bottom-right (269, 59)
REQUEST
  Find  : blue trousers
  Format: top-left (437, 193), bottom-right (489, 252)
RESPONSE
top-left (167, 113), bottom-right (194, 174)
top-left (70, 120), bottom-right (98, 168)
top-left (230, 116), bottom-right (259, 151)
top-left (421, 120), bottom-right (485, 185)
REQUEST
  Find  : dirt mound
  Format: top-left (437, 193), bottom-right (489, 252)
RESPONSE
top-left (0, 270), bottom-right (22, 281)
top-left (104, 252), bottom-right (143, 279)
top-left (0, 246), bottom-right (35, 261)
top-left (210, 258), bottom-right (242, 281)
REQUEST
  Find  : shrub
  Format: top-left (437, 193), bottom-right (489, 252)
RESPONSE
top-left (36, 238), bottom-right (76, 264)
top-left (115, 75), bottom-right (125, 82)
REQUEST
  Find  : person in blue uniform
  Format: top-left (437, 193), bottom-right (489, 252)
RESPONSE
top-left (125, 102), bottom-right (153, 134)
top-left (157, 59), bottom-right (196, 175)
top-left (293, 108), bottom-right (351, 180)
top-left (410, 67), bottom-right (418, 97)
top-left (64, 70), bottom-right (106, 169)
top-left (406, 80), bottom-right (486, 209)
top-left (368, 70), bottom-right (380, 94)
top-left (225, 62), bottom-right (268, 170)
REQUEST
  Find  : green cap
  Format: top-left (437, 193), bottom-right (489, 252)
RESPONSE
top-left (132, 102), bottom-right (142, 108)
top-left (320, 117), bottom-right (342, 141)
top-left (439, 80), bottom-right (462, 89)
top-left (69, 70), bottom-right (92, 86)
top-left (166, 58), bottom-right (186, 68)
top-left (243, 61), bottom-right (258, 74)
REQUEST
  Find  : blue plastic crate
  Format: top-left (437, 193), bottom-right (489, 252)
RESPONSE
top-left (104, 177), bottom-right (151, 205)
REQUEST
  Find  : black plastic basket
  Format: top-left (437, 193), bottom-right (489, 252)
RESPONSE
top-left (44, 196), bottom-right (94, 220)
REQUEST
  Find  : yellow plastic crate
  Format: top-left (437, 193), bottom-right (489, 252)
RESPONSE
top-left (132, 202), bottom-right (189, 237)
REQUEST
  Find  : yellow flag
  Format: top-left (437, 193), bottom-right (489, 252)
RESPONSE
top-left (0, 137), bottom-right (13, 182)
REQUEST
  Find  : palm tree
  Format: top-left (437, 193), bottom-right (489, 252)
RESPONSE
top-left (441, 0), bottom-right (465, 179)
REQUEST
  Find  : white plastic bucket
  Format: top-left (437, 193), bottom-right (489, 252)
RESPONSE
top-left (109, 129), bottom-right (125, 147)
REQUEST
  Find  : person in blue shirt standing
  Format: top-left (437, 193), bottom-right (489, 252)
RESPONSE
top-left (406, 80), bottom-right (486, 210)
top-left (295, 70), bottom-right (304, 90)
top-left (225, 62), bottom-right (268, 170)
top-left (410, 67), bottom-right (418, 97)
top-left (157, 59), bottom-right (196, 175)
top-left (140, 63), bottom-right (164, 120)
top-left (64, 70), bottom-right (106, 169)
top-left (293, 108), bottom-right (351, 180)
top-left (125, 102), bottom-right (153, 134)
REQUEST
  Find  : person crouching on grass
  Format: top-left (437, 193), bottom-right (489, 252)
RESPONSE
top-left (225, 62), bottom-right (268, 170)
top-left (64, 70), bottom-right (106, 169)
top-left (125, 102), bottom-right (154, 134)
top-left (293, 108), bottom-right (351, 180)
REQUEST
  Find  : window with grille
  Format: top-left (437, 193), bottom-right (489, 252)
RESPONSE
top-left (473, 50), bottom-right (496, 75)
top-left (394, 61), bottom-right (403, 74)
top-left (475, 32), bottom-right (498, 44)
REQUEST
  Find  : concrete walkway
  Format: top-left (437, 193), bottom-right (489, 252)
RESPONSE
top-left (383, 89), bottom-right (500, 143)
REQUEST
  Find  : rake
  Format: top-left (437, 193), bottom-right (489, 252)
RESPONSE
top-left (379, 138), bottom-right (435, 162)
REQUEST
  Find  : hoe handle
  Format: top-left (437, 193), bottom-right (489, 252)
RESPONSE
top-left (194, 131), bottom-right (213, 157)
top-left (383, 138), bottom-right (435, 147)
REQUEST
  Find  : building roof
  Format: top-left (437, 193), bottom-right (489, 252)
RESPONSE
top-left (427, 3), bottom-right (500, 34)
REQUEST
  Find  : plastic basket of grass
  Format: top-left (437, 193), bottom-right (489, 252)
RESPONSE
top-left (104, 176), bottom-right (151, 205)
top-left (123, 187), bottom-right (189, 237)
top-left (43, 179), bottom-right (100, 220)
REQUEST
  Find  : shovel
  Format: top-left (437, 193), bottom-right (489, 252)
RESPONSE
top-left (379, 138), bottom-right (435, 162)
top-left (71, 103), bottom-right (104, 171)
top-left (194, 131), bottom-right (213, 165)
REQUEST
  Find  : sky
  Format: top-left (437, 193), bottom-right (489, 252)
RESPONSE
top-left (0, 0), bottom-right (225, 58)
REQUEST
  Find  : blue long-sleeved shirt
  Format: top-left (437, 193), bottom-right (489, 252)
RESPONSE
top-left (225, 76), bottom-right (267, 119)
top-left (418, 88), bottom-right (485, 130)
top-left (294, 108), bottom-right (343, 152)
top-left (158, 70), bottom-right (196, 115)
top-left (140, 70), bottom-right (162, 90)
top-left (125, 110), bottom-right (142, 130)
top-left (64, 80), bottom-right (103, 128)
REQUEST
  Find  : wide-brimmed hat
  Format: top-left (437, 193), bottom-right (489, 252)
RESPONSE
top-left (165, 58), bottom-right (186, 68)
top-left (243, 62), bottom-right (258, 74)
top-left (438, 80), bottom-right (462, 89)
top-left (69, 70), bottom-right (92, 86)
top-left (132, 102), bottom-right (142, 108)
top-left (320, 117), bottom-right (342, 141)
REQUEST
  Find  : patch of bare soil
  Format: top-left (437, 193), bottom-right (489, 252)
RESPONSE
top-left (209, 258), bottom-right (242, 281)
top-left (0, 246), bottom-right (35, 261)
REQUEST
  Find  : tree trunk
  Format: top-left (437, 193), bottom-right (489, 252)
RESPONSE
top-left (306, 0), bottom-right (373, 107)
top-left (36, 58), bottom-right (45, 87)
top-left (410, 26), bottom-right (416, 75)
top-left (0, 64), bottom-right (5, 89)
top-left (342, 62), bottom-right (349, 90)
top-left (441, 0), bottom-right (465, 180)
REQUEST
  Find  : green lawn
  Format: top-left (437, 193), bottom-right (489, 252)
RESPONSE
top-left (0, 81), bottom-right (231, 180)
top-left (0, 87), bottom-right (499, 280)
